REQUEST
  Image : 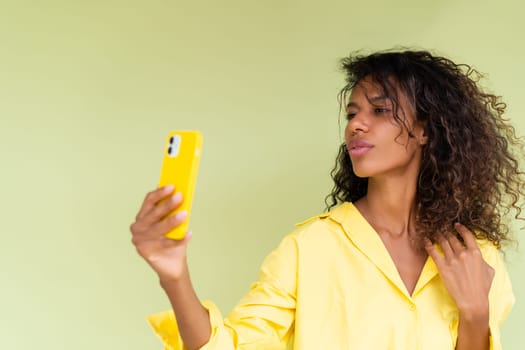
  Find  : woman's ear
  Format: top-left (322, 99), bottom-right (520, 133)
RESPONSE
top-left (419, 131), bottom-right (428, 146)
top-left (414, 122), bottom-right (428, 145)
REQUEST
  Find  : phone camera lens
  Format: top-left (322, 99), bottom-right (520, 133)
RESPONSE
top-left (168, 146), bottom-right (173, 155)
top-left (169, 136), bottom-right (174, 144)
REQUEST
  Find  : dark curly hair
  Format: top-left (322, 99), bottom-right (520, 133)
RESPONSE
top-left (325, 49), bottom-right (525, 248)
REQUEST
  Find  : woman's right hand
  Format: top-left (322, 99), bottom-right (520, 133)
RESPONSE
top-left (130, 185), bottom-right (191, 282)
top-left (131, 187), bottom-right (213, 348)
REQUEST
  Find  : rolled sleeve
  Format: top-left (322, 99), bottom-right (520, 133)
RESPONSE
top-left (147, 300), bottom-right (224, 350)
top-left (147, 234), bottom-right (299, 350)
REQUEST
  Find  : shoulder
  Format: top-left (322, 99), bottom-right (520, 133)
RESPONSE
top-left (476, 238), bottom-right (515, 315)
top-left (476, 238), bottom-right (499, 250)
top-left (476, 238), bottom-right (502, 264)
top-left (294, 212), bottom-right (331, 230)
top-left (283, 202), bottom-right (357, 245)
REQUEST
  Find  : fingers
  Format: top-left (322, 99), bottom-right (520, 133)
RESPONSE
top-left (424, 238), bottom-right (444, 264)
top-left (142, 192), bottom-right (184, 226)
top-left (425, 223), bottom-right (480, 265)
top-left (131, 209), bottom-right (189, 249)
top-left (435, 232), bottom-right (466, 262)
top-left (151, 210), bottom-right (188, 238)
top-left (132, 208), bottom-right (187, 238)
top-left (136, 185), bottom-right (175, 221)
top-left (454, 223), bottom-right (479, 250)
top-left (130, 186), bottom-right (188, 241)
top-left (445, 232), bottom-right (465, 255)
top-left (437, 235), bottom-right (454, 257)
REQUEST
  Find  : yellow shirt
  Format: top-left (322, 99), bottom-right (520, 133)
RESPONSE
top-left (147, 202), bottom-right (514, 350)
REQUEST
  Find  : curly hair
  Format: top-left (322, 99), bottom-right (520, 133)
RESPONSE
top-left (325, 49), bottom-right (525, 248)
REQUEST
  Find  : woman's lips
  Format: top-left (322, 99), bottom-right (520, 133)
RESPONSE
top-left (348, 140), bottom-right (374, 157)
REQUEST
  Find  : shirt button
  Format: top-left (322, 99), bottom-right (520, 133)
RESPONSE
top-left (408, 304), bottom-right (416, 311)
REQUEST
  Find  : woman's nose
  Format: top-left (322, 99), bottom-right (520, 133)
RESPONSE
top-left (347, 112), bottom-right (368, 134)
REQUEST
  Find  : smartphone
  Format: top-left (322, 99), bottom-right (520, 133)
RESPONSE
top-left (158, 130), bottom-right (203, 240)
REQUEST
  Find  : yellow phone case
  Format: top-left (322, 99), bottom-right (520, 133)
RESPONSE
top-left (158, 130), bottom-right (203, 240)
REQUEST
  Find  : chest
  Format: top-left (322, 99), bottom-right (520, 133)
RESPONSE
top-left (379, 235), bottom-right (428, 295)
top-left (294, 239), bottom-right (457, 350)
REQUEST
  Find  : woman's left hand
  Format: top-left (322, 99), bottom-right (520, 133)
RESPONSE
top-left (424, 223), bottom-right (495, 319)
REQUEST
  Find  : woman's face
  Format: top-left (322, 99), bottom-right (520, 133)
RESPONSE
top-left (344, 76), bottom-right (427, 180)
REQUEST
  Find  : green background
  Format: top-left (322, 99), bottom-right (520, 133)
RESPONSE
top-left (1, 0), bottom-right (523, 348)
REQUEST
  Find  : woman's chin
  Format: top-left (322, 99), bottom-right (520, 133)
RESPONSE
top-left (351, 167), bottom-right (373, 179)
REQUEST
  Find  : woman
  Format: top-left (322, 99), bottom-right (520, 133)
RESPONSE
top-left (130, 50), bottom-right (524, 349)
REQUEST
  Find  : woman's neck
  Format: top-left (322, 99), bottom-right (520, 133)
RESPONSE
top-left (356, 176), bottom-right (418, 237)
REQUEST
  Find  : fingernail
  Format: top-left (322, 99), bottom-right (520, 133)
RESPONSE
top-left (164, 184), bottom-right (174, 192)
top-left (172, 192), bottom-right (182, 202)
top-left (174, 211), bottom-right (187, 221)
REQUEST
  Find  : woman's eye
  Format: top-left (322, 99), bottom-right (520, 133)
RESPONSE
top-left (346, 113), bottom-right (356, 120)
top-left (374, 108), bottom-right (390, 114)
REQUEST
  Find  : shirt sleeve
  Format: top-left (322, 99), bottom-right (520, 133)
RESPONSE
top-left (147, 234), bottom-right (299, 350)
top-left (482, 243), bottom-right (515, 350)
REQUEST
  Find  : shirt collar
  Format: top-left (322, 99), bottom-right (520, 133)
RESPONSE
top-left (327, 202), bottom-right (439, 299)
